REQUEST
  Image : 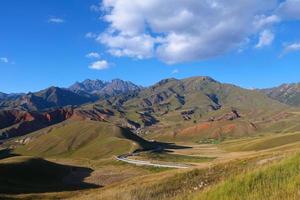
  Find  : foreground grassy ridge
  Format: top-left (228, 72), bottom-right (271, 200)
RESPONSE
top-left (71, 153), bottom-right (300, 200)
top-left (221, 132), bottom-right (300, 151)
top-left (14, 121), bottom-right (153, 159)
top-left (192, 153), bottom-right (300, 200)
top-left (70, 155), bottom-right (268, 200)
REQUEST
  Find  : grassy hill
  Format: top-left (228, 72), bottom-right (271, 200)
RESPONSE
top-left (13, 120), bottom-right (155, 159)
top-left (2, 128), bottom-right (300, 199)
top-left (191, 153), bottom-right (300, 200)
top-left (220, 131), bottom-right (300, 152)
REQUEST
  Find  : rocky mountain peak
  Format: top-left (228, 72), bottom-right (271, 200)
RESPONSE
top-left (69, 78), bottom-right (141, 96)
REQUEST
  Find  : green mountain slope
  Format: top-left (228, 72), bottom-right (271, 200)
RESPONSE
top-left (88, 76), bottom-right (289, 141)
top-left (116, 76), bottom-right (286, 123)
top-left (13, 120), bottom-right (155, 159)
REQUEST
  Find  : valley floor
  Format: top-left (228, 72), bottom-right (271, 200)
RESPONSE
top-left (2, 131), bottom-right (300, 200)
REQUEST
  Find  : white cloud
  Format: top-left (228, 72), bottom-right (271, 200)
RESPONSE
top-left (171, 69), bottom-right (179, 74)
top-left (91, 0), bottom-right (300, 64)
top-left (89, 60), bottom-right (110, 70)
top-left (255, 30), bottom-right (275, 48)
top-left (86, 52), bottom-right (100, 58)
top-left (97, 0), bottom-right (279, 64)
top-left (48, 17), bottom-right (65, 24)
top-left (97, 33), bottom-right (155, 59)
top-left (0, 57), bottom-right (8, 63)
top-left (253, 15), bottom-right (281, 29)
top-left (277, 0), bottom-right (300, 20)
top-left (280, 42), bottom-right (300, 57)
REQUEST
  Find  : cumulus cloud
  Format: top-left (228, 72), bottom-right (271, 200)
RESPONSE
top-left (89, 0), bottom-right (300, 64)
top-left (89, 60), bottom-right (110, 70)
top-left (86, 52), bottom-right (100, 58)
top-left (0, 57), bottom-right (8, 63)
top-left (98, 33), bottom-right (156, 59)
top-left (280, 42), bottom-right (300, 57)
top-left (96, 0), bottom-right (280, 64)
top-left (255, 30), bottom-right (275, 48)
top-left (48, 17), bottom-right (65, 24)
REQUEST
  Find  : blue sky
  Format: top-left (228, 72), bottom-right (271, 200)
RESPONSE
top-left (0, 0), bottom-right (300, 93)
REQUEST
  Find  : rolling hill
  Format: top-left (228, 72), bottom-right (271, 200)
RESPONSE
top-left (13, 120), bottom-right (156, 159)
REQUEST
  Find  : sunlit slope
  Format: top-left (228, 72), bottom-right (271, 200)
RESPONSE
top-left (102, 76), bottom-right (291, 142)
top-left (67, 151), bottom-right (300, 200)
top-left (123, 76), bottom-right (286, 114)
top-left (14, 121), bottom-right (154, 159)
top-left (220, 131), bottom-right (300, 152)
top-left (193, 154), bottom-right (300, 200)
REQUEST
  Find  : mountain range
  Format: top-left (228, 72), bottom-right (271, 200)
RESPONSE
top-left (69, 79), bottom-right (142, 97)
top-left (0, 76), bottom-right (299, 142)
top-left (0, 79), bottom-right (141, 111)
top-left (2, 78), bottom-right (299, 112)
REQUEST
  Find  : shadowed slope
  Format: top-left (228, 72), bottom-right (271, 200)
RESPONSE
top-left (0, 156), bottom-right (98, 194)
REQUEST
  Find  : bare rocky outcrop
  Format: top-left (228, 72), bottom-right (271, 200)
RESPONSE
top-left (217, 109), bottom-right (241, 121)
top-left (181, 109), bottom-right (195, 120)
top-left (71, 109), bottom-right (112, 121)
top-left (208, 109), bottom-right (241, 122)
top-left (0, 108), bottom-right (74, 139)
